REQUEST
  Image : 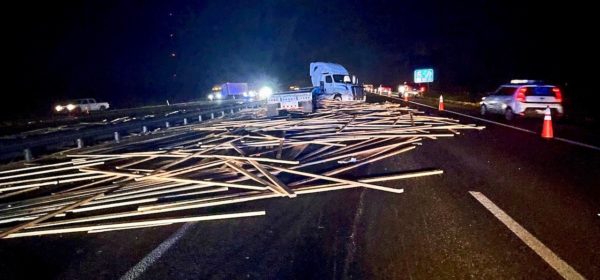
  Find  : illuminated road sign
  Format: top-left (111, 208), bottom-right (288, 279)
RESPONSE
top-left (414, 69), bottom-right (434, 83)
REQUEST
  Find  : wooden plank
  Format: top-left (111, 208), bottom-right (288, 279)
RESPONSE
top-left (292, 141), bottom-right (409, 170)
top-left (138, 192), bottom-right (278, 213)
top-left (68, 154), bottom-right (299, 165)
top-left (5, 211), bottom-right (266, 238)
top-left (115, 156), bottom-right (157, 169)
top-left (157, 136), bottom-right (243, 170)
top-left (359, 169), bottom-right (444, 183)
top-left (0, 186), bottom-right (119, 238)
top-left (225, 161), bottom-right (275, 188)
top-left (0, 162), bottom-right (106, 181)
top-left (31, 193), bottom-right (261, 228)
top-left (0, 174), bottom-right (113, 192)
top-left (92, 186), bottom-right (227, 205)
top-left (289, 142), bottom-right (418, 187)
top-left (0, 187), bottom-right (39, 200)
top-left (247, 160), bottom-right (296, 198)
top-left (81, 168), bottom-right (267, 191)
top-left (270, 166), bottom-right (404, 194)
top-left (0, 172), bottom-right (99, 187)
top-left (0, 161), bottom-right (74, 175)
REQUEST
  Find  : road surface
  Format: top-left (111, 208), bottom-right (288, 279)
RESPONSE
top-left (406, 94), bottom-right (600, 149)
top-left (0, 94), bottom-right (598, 279)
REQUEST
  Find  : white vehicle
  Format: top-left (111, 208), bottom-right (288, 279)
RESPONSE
top-left (266, 62), bottom-right (364, 116)
top-left (480, 80), bottom-right (563, 120)
top-left (54, 98), bottom-right (110, 114)
top-left (310, 62), bottom-right (364, 102)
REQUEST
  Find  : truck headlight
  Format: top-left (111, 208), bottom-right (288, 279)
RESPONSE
top-left (55, 105), bottom-right (63, 112)
top-left (66, 104), bottom-right (76, 111)
top-left (215, 93), bottom-right (222, 99)
top-left (208, 94), bottom-right (214, 101)
top-left (259, 86), bottom-right (273, 99)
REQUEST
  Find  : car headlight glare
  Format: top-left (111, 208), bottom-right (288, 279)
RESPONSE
top-left (259, 86), bottom-right (273, 99)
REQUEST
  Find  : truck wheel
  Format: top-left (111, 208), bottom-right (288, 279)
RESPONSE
top-left (334, 95), bottom-right (342, 101)
top-left (100, 106), bottom-right (107, 111)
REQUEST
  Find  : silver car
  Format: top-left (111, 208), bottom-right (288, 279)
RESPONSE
top-left (480, 82), bottom-right (564, 120)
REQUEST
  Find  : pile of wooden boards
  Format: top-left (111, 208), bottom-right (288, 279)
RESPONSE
top-left (0, 102), bottom-right (484, 239)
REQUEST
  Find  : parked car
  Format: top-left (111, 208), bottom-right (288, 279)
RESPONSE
top-left (480, 80), bottom-right (563, 120)
top-left (54, 98), bottom-right (110, 114)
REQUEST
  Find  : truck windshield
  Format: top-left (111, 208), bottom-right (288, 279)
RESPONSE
top-left (333, 75), bottom-right (351, 83)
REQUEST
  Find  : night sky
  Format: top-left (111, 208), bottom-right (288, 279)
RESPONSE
top-left (6, 0), bottom-right (596, 119)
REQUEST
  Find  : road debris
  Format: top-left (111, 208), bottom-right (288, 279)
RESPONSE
top-left (0, 101), bottom-right (484, 238)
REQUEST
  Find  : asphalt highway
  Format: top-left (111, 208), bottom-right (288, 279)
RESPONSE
top-left (0, 94), bottom-right (598, 279)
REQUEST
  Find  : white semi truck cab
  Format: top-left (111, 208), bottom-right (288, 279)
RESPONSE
top-left (310, 62), bottom-right (364, 102)
top-left (266, 62), bottom-right (364, 116)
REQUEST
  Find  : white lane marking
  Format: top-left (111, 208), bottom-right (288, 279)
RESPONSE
top-left (380, 94), bottom-right (600, 151)
top-left (119, 223), bottom-right (194, 280)
top-left (469, 191), bottom-right (586, 280)
top-left (554, 137), bottom-right (600, 152)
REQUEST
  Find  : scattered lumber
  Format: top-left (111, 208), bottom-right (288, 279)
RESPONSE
top-left (0, 102), bottom-right (484, 238)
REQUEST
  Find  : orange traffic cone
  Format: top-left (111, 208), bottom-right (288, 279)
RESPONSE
top-left (541, 107), bottom-right (553, 138)
top-left (404, 94), bottom-right (408, 102)
top-left (438, 95), bottom-right (444, 111)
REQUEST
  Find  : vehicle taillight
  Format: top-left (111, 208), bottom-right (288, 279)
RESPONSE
top-left (552, 87), bottom-right (562, 103)
top-left (419, 86), bottom-right (425, 92)
top-left (516, 87), bottom-right (527, 102)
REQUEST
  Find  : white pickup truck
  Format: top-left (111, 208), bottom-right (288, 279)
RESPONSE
top-left (54, 98), bottom-right (110, 114)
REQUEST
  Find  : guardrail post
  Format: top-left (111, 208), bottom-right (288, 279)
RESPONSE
top-left (114, 132), bottom-right (120, 143)
top-left (198, 115), bottom-right (203, 122)
top-left (24, 148), bottom-right (33, 162)
top-left (142, 126), bottom-right (148, 133)
top-left (211, 113), bottom-right (214, 119)
top-left (76, 138), bottom-right (84, 149)
top-left (165, 121), bottom-right (170, 128)
top-left (183, 118), bottom-right (188, 125)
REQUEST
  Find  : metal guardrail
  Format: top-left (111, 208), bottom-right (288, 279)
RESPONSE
top-left (0, 101), bottom-right (264, 162)
top-left (0, 99), bottom-right (245, 136)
